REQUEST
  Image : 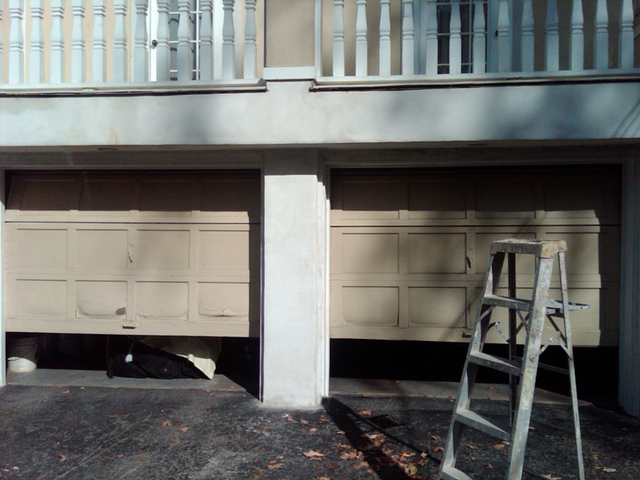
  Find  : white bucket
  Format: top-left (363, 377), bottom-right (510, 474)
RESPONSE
top-left (8, 336), bottom-right (38, 373)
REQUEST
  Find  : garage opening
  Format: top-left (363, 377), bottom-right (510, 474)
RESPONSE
top-left (329, 164), bottom-right (621, 408)
top-left (5, 171), bottom-right (261, 392)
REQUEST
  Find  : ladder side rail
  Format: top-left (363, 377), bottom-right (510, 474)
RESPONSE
top-left (558, 250), bottom-right (585, 480)
top-left (508, 252), bottom-right (518, 427)
top-left (506, 255), bottom-right (554, 480)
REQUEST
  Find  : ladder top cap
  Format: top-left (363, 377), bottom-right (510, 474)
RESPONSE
top-left (490, 238), bottom-right (567, 257)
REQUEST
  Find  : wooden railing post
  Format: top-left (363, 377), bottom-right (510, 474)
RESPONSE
top-left (222, 0), bottom-right (235, 80)
top-left (380, 0), bottom-right (391, 76)
top-left (29, 0), bottom-right (45, 84)
top-left (200, 0), bottom-right (214, 80)
top-left (113, 0), bottom-right (128, 82)
top-left (521, 0), bottom-right (534, 72)
top-left (93, 0), bottom-right (107, 82)
top-left (619, 0), bottom-right (634, 69)
top-left (594, 0), bottom-right (608, 69)
top-left (244, 0), bottom-right (257, 79)
top-left (400, 0), bottom-right (413, 76)
top-left (496, 0), bottom-right (511, 73)
top-left (0, 4), bottom-right (3, 83)
top-left (425, 0), bottom-right (437, 76)
top-left (545, 0), bottom-right (559, 71)
top-left (133, 0), bottom-right (149, 82)
top-left (155, 0), bottom-right (171, 81)
top-left (472, 0), bottom-right (486, 74)
top-left (355, 0), bottom-right (367, 76)
top-left (569, 0), bottom-right (584, 71)
top-left (71, 0), bottom-right (86, 82)
top-left (177, 0), bottom-right (193, 81)
top-left (332, 0), bottom-right (345, 77)
top-left (9, 0), bottom-right (25, 84)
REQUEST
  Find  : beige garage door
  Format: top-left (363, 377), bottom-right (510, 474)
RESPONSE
top-left (5, 172), bottom-right (260, 337)
top-left (330, 166), bottom-right (621, 346)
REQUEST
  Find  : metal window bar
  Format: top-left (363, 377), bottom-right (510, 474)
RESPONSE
top-left (167, 0), bottom-right (201, 80)
top-left (436, 0), bottom-right (485, 74)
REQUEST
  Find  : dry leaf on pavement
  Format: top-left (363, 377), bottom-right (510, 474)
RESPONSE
top-left (303, 450), bottom-right (325, 461)
top-left (267, 461), bottom-right (284, 470)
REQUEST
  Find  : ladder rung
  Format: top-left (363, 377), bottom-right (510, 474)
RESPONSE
top-left (468, 351), bottom-right (521, 377)
top-left (545, 299), bottom-right (590, 316)
top-left (440, 465), bottom-right (474, 480)
top-left (454, 408), bottom-right (511, 441)
top-left (483, 294), bottom-right (531, 311)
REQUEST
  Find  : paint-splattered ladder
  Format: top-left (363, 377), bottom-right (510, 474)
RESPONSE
top-left (438, 239), bottom-right (586, 480)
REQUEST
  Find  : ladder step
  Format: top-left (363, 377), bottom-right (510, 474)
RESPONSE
top-left (468, 351), bottom-right (521, 377)
top-left (483, 294), bottom-right (531, 311)
top-left (455, 408), bottom-right (511, 441)
top-left (440, 465), bottom-right (474, 480)
top-left (545, 299), bottom-right (589, 316)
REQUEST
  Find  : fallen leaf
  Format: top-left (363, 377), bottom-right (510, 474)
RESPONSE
top-left (467, 444), bottom-right (478, 450)
top-left (309, 428), bottom-right (318, 433)
top-left (286, 416), bottom-right (297, 423)
top-left (336, 430), bottom-right (345, 435)
top-left (300, 419), bottom-right (310, 425)
top-left (161, 420), bottom-right (172, 427)
top-left (597, 467), bottom-right (617, 473)
top-left (180, 427), bottom-right (188, 433)
top-left (541, 475), bottom-right (561, 480)
top-left (403, 463), bottom-right (418, 476)
top-left (337, 443), bottom-right (351, 449)
top-left (318, 476), bottom-right (330, 480)
top-left (267, 461), bottom-right (284, 470)
top-left (430, 435), bottom-right (440, 441)
top-left (492, 443), bottom-right (506, 450)
top-left (62, 390), bottom-right (70, 395)
top-left (320, 416), bottom-right (330, 423)
top-left (486, 463), bottom-right (494, 469)
top-left (433, 446), bottom-right (444, 453)
top-left (59, 454), bottom-right (67, 462)
top-left (357, 410), bottom-right (372, 417)
top-left (303, 450), bottom-right (325, 461)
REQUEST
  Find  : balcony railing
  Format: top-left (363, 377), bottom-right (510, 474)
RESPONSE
top-left (0, 0), bottom-right (260, 86)
top-left (320, 0), bottom-right (638, 81)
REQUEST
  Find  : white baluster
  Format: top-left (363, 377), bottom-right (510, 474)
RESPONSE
top-left (113, 0), bottom-right (128, 81)
top-left (449, 0), bottom-right (462, 75)
top-left (200, 0), bottom-right (214, 80)
top-left (222, 0), bottom-right (235, 80)
top-left (545, 0), bottom-right (559, 71)
top-left (496, 0), bottom-right (511, 73)
top-left (244, 0), bottom-right (257, 79)
top-left (619, 0), bottom-right (634, 69)
top-left (93, 0), bottom-right (107, 82)
top-left (380, 0), bottom-right (391, 76)
top-left (425, 0), bottom-right (437, 76)
top-left (569, 0), bottom-right (584, 71)
top-left (400, 0), bottom-right (413, 76)
top-left (156, 0), bottom-right (171, 81)
top-left (9, 0), bottom-right (25, 84)
top-left (50, 0), bottom-right (65, 83)
top-left (177, 0), bottom-right (192, 81)
top-left (332, 0), bottom-right (345, 77)
top-left (29, 0), bottom-right (45, 84)
top-left (71, 0), bottom-right (86, 82)
top-left (521, 0), bottom-right (533, 72)
top-left (594, 0), bottom-right (608, 70)
top-left (133, 0), bottom-right (149, 81)
top-left (355, 0), bottom-right (367, 76)
top-left (472, 0), bottom-right (486, 74)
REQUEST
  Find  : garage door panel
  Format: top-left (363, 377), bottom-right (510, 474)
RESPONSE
top-left (17, 229), bottom-right (68, 268)
top-left (408, 181), bottom-right (467, 219)
top-left (408, 287), bottom-right (467, 328)
top-left (76, 281), bottom-right (127, 319)
top-left (17, 280), bottom-right (67, 318)
top-left (408, 233), bottom-right (466, 274)
top-left (342, 287), bottom-right (399, 326)
top-left (342, 233), bottom-right (399, 274)
top-left (77, 229), bottom-right (129, 269)
top-left (6, 172), bottom-right (260, 337)
top-left (331, 167), bottom-right (620, 346)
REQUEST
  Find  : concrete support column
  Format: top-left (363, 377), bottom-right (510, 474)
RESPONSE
top-left (261, 149), bottom-right (329, 408)
top-left (620, 158), bottom-right (640, 418)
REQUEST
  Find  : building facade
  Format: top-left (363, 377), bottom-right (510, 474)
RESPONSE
top-left (1, 0), bottom-right (639, 417)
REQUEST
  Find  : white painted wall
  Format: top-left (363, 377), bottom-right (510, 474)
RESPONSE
top-left (261, 149), bottom-right (328, 408)
top-left (1, 80), bottom-right (640, 150)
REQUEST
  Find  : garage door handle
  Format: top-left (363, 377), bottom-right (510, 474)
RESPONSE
top-left (466, 256), bottom-right (472, 269)
top-left (128, 243), bottom-right (134, 263)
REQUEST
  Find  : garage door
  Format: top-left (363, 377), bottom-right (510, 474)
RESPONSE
top-left (330, 166), bottom-right (621, 346)
top-left (5, 172), bottom-right (260, 337)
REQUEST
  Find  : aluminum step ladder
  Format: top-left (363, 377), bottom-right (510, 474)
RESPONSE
top-left (438, 239), bottom-right (586, 480)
